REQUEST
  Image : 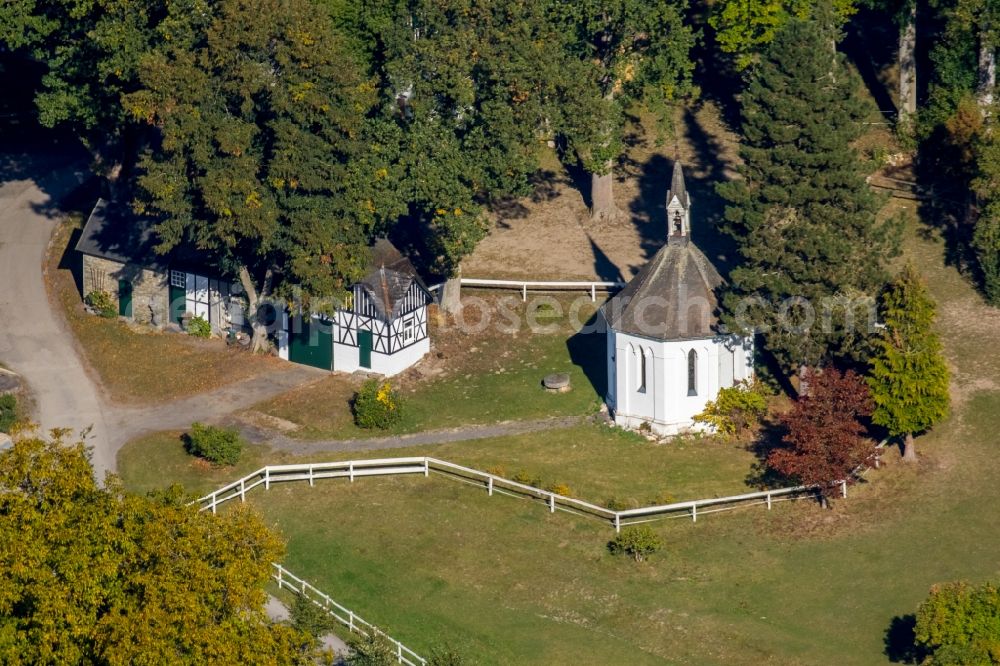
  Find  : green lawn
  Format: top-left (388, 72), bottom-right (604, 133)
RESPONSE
top-left (251, 306), bottom-right (606, 440)
top-left (118, 423), bottom-right (758, 503)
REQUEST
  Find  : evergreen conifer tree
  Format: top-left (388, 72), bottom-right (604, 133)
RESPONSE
top-left (867, 264), bottom-right (950, 461)
top-left (718, 12), bottom-right (900, 374)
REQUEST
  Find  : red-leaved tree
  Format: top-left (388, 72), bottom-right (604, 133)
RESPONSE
top-left (767, 368), bottom-right (876, 505)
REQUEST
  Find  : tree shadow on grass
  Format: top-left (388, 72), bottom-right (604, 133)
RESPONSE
top-left (744, 417), bottom-right (790, 490)
top-left (884, 614), bottom-right (924, 664)
top-left (566, 311), bottom-right (607, 400)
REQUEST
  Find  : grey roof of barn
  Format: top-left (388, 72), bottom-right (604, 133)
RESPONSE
top-left (601, 242), bottom-right (723, 340)
top-left (75, 198), bottom-right (165, 269)
top-left (356, 238), bottom-right (430, 321)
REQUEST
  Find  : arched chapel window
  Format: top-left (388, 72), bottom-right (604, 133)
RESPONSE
top-left (687, 349), bottom-right (697, 396)
top-left (638, 348), bottom-right (647, 393)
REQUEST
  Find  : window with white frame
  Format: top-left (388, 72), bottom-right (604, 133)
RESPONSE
top-left (170, 270), bottom-right (186, 288)
top-left (401, 315), bottom-right (416, 344)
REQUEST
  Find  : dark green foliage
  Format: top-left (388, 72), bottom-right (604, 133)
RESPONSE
top-left (718, 16), bottom-right (899, 372)
top-left (347, 630), bottom-right (397, 666)
top-left (0, 394), bottom-right (16, 433)
top-left (973, 124), bottom-right (1000, 304)
top-left (185, 422), bottom-right (244, 466)
top-left (551, 0), bottom-right (696, 170)
top-left (867, 265), bottom-right (950, 441)
top-left (130, 0), bottom-right (379, 303)
top-left (185, 316), bottom-right (211, 339)
top-left (352, 380), bottom-right (403, 430)
top-left (359, 0), bottom-right (576, 275)
top-left (289, 594), bottom-right (336, 640)
top-left (915, 581), bottom-right (1000, 664)
top-left (85, 291), bottom-right (117, 319)
top-left (607, 526), bottom-right (662, 562)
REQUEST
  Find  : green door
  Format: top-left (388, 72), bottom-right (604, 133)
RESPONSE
top-left (118, 279), bottom-right (133, 318)
top-left (358, 329), bottom-right (373, 369)
top-left (169, 283), bottom-right (186, 324)
top-left (288, 316), bottom-right (333, 370)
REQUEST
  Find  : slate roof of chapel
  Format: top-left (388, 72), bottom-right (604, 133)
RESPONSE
top-left (601, 162), bottom-right (723, 341)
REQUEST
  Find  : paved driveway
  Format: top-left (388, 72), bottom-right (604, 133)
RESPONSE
top-left (0, 150), bottom-right (113, 471)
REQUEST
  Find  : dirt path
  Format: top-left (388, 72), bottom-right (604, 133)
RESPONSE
top-left (233, 415), bottom-right (588, 456)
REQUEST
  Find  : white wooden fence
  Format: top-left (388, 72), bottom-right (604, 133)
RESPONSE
top-left (194, 455), bottom-right (872, 531)
top-left (273, 563), bottom-right (425, 665)
top-left (427, 278), bottom-right (625, 302)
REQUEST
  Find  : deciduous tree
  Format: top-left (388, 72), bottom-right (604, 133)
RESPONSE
top-left (915, 581), bottom-right (1000, 664)
top-left (129, 0), bottom-right (381, 351)
top-left (867, 265), bottom-right (950, 461)
top-left (550, 0), bottom-right (696, 220)
top-left (766, 368), bottom-right (876, 503)
top-left (710, 0), bottom-right (857, 69)
top-left (0, 435), bottom-right (309, 663)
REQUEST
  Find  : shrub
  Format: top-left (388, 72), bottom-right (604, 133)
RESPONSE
top-left (428, 645), bottom-right (467, 666)
top-left (604, 497), bottom-right (639, 511)
top-left (545, 482), bottom-right (572, 497)
top-left (290, 594), bottom-right (336, 640)
top-left (651, 490), bottom-right (676, 506)
top-left (694, 378), bottom-right (769, 437)
top-left (347, 630), bottom-right (397, 666)
top-left (184, 422), bottom-right (244, 466)
top-left (185, 315), bottom-right (212, 338)
top-left (85, 290), bottom-right (117, 318)
top-left (484, 465), bottom-right (506, 478)
top-left (0, 394), bottom-right (17, 433)
top-left (511, 469), bottom-right (542, 488)
top-left (353, 380), bottom-right (403, 430)
top-left (608, 526), bottom-right (663, 562)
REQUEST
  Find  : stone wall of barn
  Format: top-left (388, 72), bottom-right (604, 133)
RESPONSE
top-left (81, 254), bottom-right (170, 325)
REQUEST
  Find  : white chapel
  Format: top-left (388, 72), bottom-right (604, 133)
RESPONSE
top-left (601, 162), bottom-right (754, 435)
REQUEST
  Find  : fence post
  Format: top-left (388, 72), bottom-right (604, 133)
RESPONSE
top-left (841, 480), bottom-right (848, 499)
top-left (590, 284), bottom-right (596, 301)
top-left (349, 462), bottom-right (354, 483)
top-left (348, 611), bottom-right (355, 632)
top-left (265, 468), bottom-right (271, 490)
top-left (521, 283), bottom-right (527, 301)
top-left (691, 504), bottom-right (697, 523)
top-left (424, 459), bottom-right (429, 478)
top-left (276, 564), bottom-right (283, 590)
top-left (210, 493), bottom-right (217, 515)
top-left (309, 465), bottom-right (314, 488)
top-left (487, 476), bottom-right (493, 496)
top-left (240, 479), bottom-right (246, 502)
top-left (549, 493), bottom-right (555, 513)
top-left (766, 492), bottom-right (771, 510)
top-left (397, 642), bottom-right (403, 662)
top-left (614, 514), bottom-right (621, 533)
top-left (875, 456), bottom-right (880, 469)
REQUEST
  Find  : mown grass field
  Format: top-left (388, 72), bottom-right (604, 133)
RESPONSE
top-left (118, 422), bottom-right (757, 503)
top-left (119, 212), bottom-right (1000, 664)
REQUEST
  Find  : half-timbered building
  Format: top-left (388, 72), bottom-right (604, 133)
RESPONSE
top-left (330, 239), bottom-right (432, 376)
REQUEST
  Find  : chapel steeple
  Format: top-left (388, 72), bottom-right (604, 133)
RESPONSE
top-left (665, 161), bottom-right (691, 245)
